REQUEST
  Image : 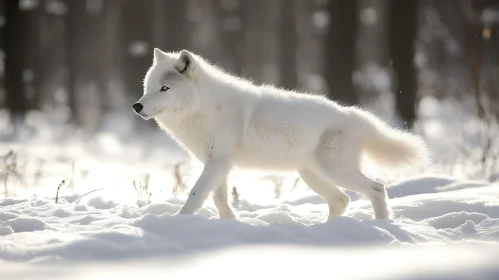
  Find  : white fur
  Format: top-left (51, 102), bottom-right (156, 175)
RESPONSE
top-left (134, 49), bottom-right (430, 221)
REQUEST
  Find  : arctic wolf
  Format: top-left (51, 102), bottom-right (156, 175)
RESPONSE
top-left (133, 48), bottom-right (430, 220)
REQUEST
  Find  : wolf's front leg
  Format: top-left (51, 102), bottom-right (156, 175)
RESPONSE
top-left (176, 158), bottom-right (231, 216)
top-left (213, 182), bottom-right (236, 219)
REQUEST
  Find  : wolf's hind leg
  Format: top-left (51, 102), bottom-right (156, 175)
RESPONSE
top-left (314, 160), bottom-right (390, 219)
top-left (313, 131), bottom-right (390, 219)
top-left (299, 168), bottom-right (350, 221)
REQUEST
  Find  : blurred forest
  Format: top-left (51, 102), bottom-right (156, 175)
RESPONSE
top-left (0, 0), bottom-right (498, 141)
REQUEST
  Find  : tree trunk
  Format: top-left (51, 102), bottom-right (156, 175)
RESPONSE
top-left (0, 2), bottom-right (4, 110)
top-left (4, 0), bottom-right (28, 127)
top-left (432, 0), bottom-right (468, 99)
top-left (388, 0), bottom-right (419, 128)
top-left (99, 0), bottom-right (124, 113)
top-left (22, 1), bottom-right (42, 111)
top-left (121, 0), bottom-right (156, 130)
top-left (295, 0), bottom-right (326, 92)
top-left (122, 0), bottom-right (154, 101)
top-left (165, 0), bottom-right (189, 52)
top-left (355, 0), bottom-right (389, 104)
top-left (462, 0), bottom-right (499, 119)
top-left (278, 0), bottom-right (298, 90)
top-left (37, 0), bottom-right (68, 111)
top-left (243, 0), bottom-right (266, 82)
top-left (217, 0), bottom-right (246, 75)
top-left (325, 0), bottom-right (359, 105)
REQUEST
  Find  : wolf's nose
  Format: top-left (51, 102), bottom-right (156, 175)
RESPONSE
top-left (133, 103), bottom-right (143, 113)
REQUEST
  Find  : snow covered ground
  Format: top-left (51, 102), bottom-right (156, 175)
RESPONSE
top-left (2, 174), bottom-right (499, 279)
top-left (1, 96), bottom-right (499, 279)
top-left (3, 243), bottom-right (499, 280)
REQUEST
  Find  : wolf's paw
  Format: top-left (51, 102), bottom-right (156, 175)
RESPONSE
top-left (219, 211), bottom-right (236, 220)
top-left (174, 211), bottom-right (187, 216)
top-left (374, 208), bottom-right (391, 220)
top-left (174, 205), bottom-right (198, 216)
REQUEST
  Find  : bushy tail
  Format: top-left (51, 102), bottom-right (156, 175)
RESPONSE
top-left (348, 108), bottom-right (431, 173)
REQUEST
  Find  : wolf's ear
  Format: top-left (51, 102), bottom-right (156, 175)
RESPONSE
top-left (153, 48), bottom-right (168, 64)
top-left (174, 50), bottom-right (196, 77)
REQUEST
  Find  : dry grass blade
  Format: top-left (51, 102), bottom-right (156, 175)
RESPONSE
top-left (73, 188), bottom-right (105, 204)
top-left (55, 178), bottom-right (68, 204)
top-left (133, 174), bottom-right (151, 207)
top-left (0, 150), bottom-right (25, 196)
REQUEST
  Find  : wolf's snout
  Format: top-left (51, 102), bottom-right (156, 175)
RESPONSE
top-left (132, 103), bottom-right (143, 114)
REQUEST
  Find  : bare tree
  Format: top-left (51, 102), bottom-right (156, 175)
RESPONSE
top-left (37, 0), bottom-right (67, 111)
top-left (278, 0), bottom-right (298, 90)
top-left (428, 0), bottom-right (468, 100)
top-left (355, 0), bottom-right (389, 104)
top-left (295, 0), bottom-right (327, 92)
top-left (217, 0), bottom-right (247, 74)
top-left (461, 0), bottom-right (499, 172)
top-left (121, 0), bottom-right (154, 104)
top-left (3, 0), bottom-right (28, 131)
top-left (22, 0), bottom-right (42, 111)
top-left (325, 0), bottom-right (359, 105)
top-left (99, 0), bottom-right (125, 114)
top-left (388, 0), bottom-right (419, 128)
top-left (165, 0), bottom-right (190, 52)
top-left (66, 0), bottom-right (110, 132)
top-left (152, 0), bottom-right (190, 52)
top-left (461, 0), bottom-right (499, 118)
top-left (243, 0), bottom-right (267, 82)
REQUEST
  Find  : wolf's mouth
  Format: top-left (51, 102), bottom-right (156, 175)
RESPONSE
top-left (137, 112), bottom-right (158, 120)
top-left (138, 113), bottom-right (153, 120)
top-left (137, 110), bottom-right (164, 120)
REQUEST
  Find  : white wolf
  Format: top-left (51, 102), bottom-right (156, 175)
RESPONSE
top-left (133, 48), bottom-right (430, 221)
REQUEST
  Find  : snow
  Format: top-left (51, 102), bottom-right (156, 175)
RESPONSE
top-left (386, 174), bottom-right (490, 198)
top-left (3, 243), bottom-right (499, 280)
top-left (1, 177), bottom-right (499, 279)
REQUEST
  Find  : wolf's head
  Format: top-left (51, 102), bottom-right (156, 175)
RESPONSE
top-left (133, 48), bottom-right (200, 120)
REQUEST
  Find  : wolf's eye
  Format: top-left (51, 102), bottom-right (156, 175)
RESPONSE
top-left (160, 86), bottom-right (170, 92)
